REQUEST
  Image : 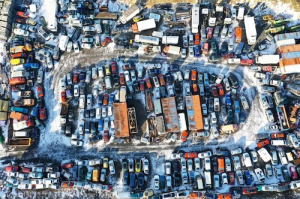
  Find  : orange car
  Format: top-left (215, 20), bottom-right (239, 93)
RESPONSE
top-left (119, 73), bottom-right (125, 85)
top-left (158, 74), bottom-right (165, 86)
top-left (218, 157), bottom-right (225, 173)
top-left (194, 33), bottom-right (200, 45)
top-left (192, 83), bottom-right (198, 93)
top-left (103, 94), bottom-right (109, 106)
top-left (37, 85), bottom-right (44, 98)
top-left (101, 37), bottom-right (111, 47)
top-left (202, 42), bottom-right (209, 54)
top-left (61, 163), bottom-right (73, 169)
top-left (184, 152), bottom-right (198, 159)
top-left (243, 187), bottom-right (258, 195)
top-left (217, 84), bottom-right (225, 96)
top-left (218, 194), bottom-right (232, 199)
top-left (181, 131), bottom-right (188, 142)
top-left (190, 70), bottom-right (197, 81)
top-left (190, 192), bottom-right (203, 198)
top-left (61, 91), bottom-right (66, 102)
top-left (145, 78), bottom-right (152, 89)
top-left (61, 181), bottom-right (74, 188)
top-left (257, 139), bottom-right (270, 148)
top-left (271, 133), bottom-right (285, 138)
top-left (11, 52), bottom-right (27, 59)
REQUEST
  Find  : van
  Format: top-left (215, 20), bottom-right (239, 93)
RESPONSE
top-left (237, 7), bottom-right (245, 20)
top-left (235, 42), bottom-right (244, 55)
top-left (210, 112), bottom-right (217, 124)
top-left (270, 150), bottom-right (278, 166)
top-left (13, 131), bottom-right (29, 137)
top-left (105, 76), bottom-right (112, 89)
top-left (189, 34), bottom-right (194, 46)
top-left (242, 153), bottom-right (252, 167)
top-left (235, 27), bottom-right (242, 43)
top-left (92, 168), bottom-right (99, 182)
top-left (221, 26), bottom-right (228, 40)
top-left (271, 140), bottom-right (286, 146)
top-left (204, 171), bottom-right (211, 188)
top-left (197, 176), bottom-right (204, 189)
top-left (278, 151), bottom-right (288, 165)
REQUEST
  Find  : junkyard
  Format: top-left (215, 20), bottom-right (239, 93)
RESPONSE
top-left (1, 0), bottom-right (300, 198)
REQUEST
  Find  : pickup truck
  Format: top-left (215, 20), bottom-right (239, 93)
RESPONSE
top-left (11, 106), bottom-right (29, 114)
top-left (17, 91), bottom-right (32, 98)
top-left (14, 99), bottom-right (35, 106)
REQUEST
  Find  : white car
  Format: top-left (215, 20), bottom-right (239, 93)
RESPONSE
top-left (181, 158), bottom-right (187, 172)
top-left (231, 148), bottom-right (242, 155)
top-left (98, 67), bottom-right (104, 78)
top-left (14, 28), bottom-right (29, 36)
top-left (38, 49), bottom-right (51, 58)
top-left (204, 158), bottom-right (211, 171)
top-left (240, 96), bottom-right (249, 110)
top-left (221, 173), bottom-right (228, 185)
top-left (73, 42), bottom-right (80, 53)
top-left (153, 175), bottom-right (159, 190)
top-left (255, 168), bottom-right (266, 182)
top-left (265, 164), bottom-right (273, 178)
top-left (102, 107), bottom-right (107, 118)
top-left (81, 43), bottom-right (92, 49)
top-left (107, 106), bottom-right (113, 117)
top-left (71, 140), bottom-right (83, 146)
top-left (124, 71), bottom-right (130, 82)
top-left (250, 151), bottom-right (258, 162)
top-left (47, 172), bottom-right (60, 178)
top-left (233, 156), bottom-right (241, 170)
top-left (225, 157), bottom-right (231, 172)
top-left (67, 41), bottom-right (73, 52)
top-left (165, 162), bottom-right (171, 175)
top-left (93, 85), bottom-right (98, 97)
top-left (216, 74), bottom-right (224, 84)
top-left (153, 76), bottom-right (160, 88)
top-left (176, 71), bottom-right (183, 81)
top-left (204, 117), bottom-right (209, 130)
top-left (223, 78), bottom-right (231, 91)
top-left (71, 134), bottom-right (83, 140)
top-left (194, 158), bottom-right (201, 172)
top-left (94, 20), bottom-right (102, 33)
top-left (85, 71), bottom-right (91, 83)
top-left (182, 172), bottom-right (188, 185)
top-left (266, 110), bottom-right (274, 122)
top-left (198, 151), bottom-right (212, 158)
top-left (171, 153), bottom-right (184, 159)
top-left (18, 183), bottom-right (33, 189)
top-left (143, 159), bottom-right (149, 174)
top-left (37, 70), bottom-right (43, 84)
top-left (74, 85), bottom-right (79, 97)
top-left (49, 33), bottom-right (59, 43)
top-left (181, 48), bottom-right (186, 58)
top-left (92, 67), bottom-right (97, 79)
top-left (46, 56), bottom-right (53, 69)
top-left (189, 46), bottom-right (194, 57)
top-left (82, 37), bottom-right (94, 43)
top-left (187, 159), bottom-right (193, 172)
top-left (83, 26), bottom-right (95, 32)
top-left (109, 160), bottom-right (115, 174)
top-left (236, 170), bottom-right (244, 185)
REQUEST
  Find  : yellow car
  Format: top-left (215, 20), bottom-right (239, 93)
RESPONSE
top-left (133, 15), bottom-right (144, 22)
top-left (105, 65), bottom-right (110, 76)
top-left (10, 58), bottom-right (25, 65)
top-left (135, 159), bottom-right (141, 172)
top-left (103, 158), bottom-right (109, 169)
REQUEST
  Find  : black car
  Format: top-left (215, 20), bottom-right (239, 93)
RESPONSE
top-left (123, 172), bottom-right (129, 185)
top-left (72, 29), bottom-right (82, 41)
top-left (56, 10), bottom-right (68, 18)
top-left (198, 73), bottom-right (203, 84)
top-left (209, 74), bottom-right (217, 84)
top-left (205, 85), bottom-right (211, 96)
top-left (90, 109), bottom-right (96, 118)
top-left (138, 173), bottom-right (144, 188)
top-left (60, 26), bottom-right (67, 35)
top-left (69, 111), bottom-right (74, 122)
top-left (79, 166), bottom-right (87, 181)
top-left (91, 122), bottom-right (96, 135)
top-left (281, 166), bottom-right (290, 182)
top-left (122, 159), bottom-right (128, 172)
top-left (26, 53), bottom-right (34, 63)
top-left (212, 157), bottom-right (218, 172)
top-left (165, 73), bottom-right (173, 85)
top-left (174, 173), bottom-right (181, 187)
top-left (84, 31), bottom-right (94, 37)
top-left (208, 53), bottom-right (222, 63)
top-left (176, 96), bottom-right (184, 110)
top-left (60, 125), bottom-right (66, 134)
top-left (133, 81), bottom-right (139, 92)
top-left (113, 75), bottom-right (119, 88)
top-left (172, 160), bottom-right (180, 173)
top-left (228, 75), bottom-right (239, 88)
top-left (84, 122), bottom-right (90, 134)
top-left (104, 23), bottom-right (110, 34)
top-left (243, 44), bottom-right (250, 54)
top-left (221, 42), bottom-right (228, 55)
top-left (80, 85), bottom-right (85, 95)
top-left (160, 87), bottom-right (167, 98)
top-left (189, 172), bottom-right (196, 184)
top-left (37, 99), bottom-right (43, 108)
top-left (208, 98), bottom-right (214, 112)
top-left (83, 19), bottom-right (94, 26)
top-left (84, 109), bottom-right (90, 118)
top-left (174, 81), bottom-right (182, 94)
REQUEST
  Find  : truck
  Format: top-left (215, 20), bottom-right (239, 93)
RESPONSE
top-left (11, 106), bottom-right (29, 114)
top-left (265, 26), bottom-right (285, 34)
top-left (146, 90), bottom-right (154, 112)
top-left (255, 55), bottom-right (280, 64)
top-left (10, 112), bottom-right (29, 120)
top-left (132, 18), bottom-right (156, 33)
top-left (8, 138), bottom-right (32, 146)
top-left (191, 4), bottom-right (200, 33)
top-left (163, 45), bottom-right (181, 55)
top-left (59, 35), bottom-right (69, 51)
top-left (162, 36), bottom-right (179, 45)
top-left (244, 16), bottom-right (257, 45)
top-left (185, 95), bottom-right (203, 131)
top-left (60, 102), bottom-right (69, 116)
top-left (276, 105), bottom-right (290, 131)
top-left (14, 99), bottom-right (35, 107)
top-left (135, 35), bottom-right (159, 45)
top-left (13, 120), bottom-right (34, 131)
top-left (17, 91), bottom-right (32, 98)
top-left (178, 113), bottom-right (187, 131)
top-left (119, 5), bottom-right (142, 24)
top-left (128, 107), bottom-right (138, 134)
top-left (156, 116), bottom-right (165, 135)
top-left (220, 124), bottom-right (238, 133)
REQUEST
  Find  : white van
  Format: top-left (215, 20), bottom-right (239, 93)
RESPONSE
top-left (11, 64), bottom-right (24, 72)
top-left (11, 71), bottom-right (25, 78)
top-left (278, 151), bottom-right (288, 165)
top-left (13, 131), bottom-right (29, 137)
top-left (237, 7), bottom-right (245, 20)
top-left (257, 148), bottom-right (272, 162)
top-left (271, 140), bottom-right (286, 146)
top-left (204, 171), bottom-right (212, 188)
top-left (270, 150), bottom-right (278, 166)
top-left (242, 153), bottom-right (252, 167)
top-left (105, 76), bottom-right (112, 89)
top-left (197, 176), bottom-right (204, 190)
top-left (210, 112), bottom-right (217, 124)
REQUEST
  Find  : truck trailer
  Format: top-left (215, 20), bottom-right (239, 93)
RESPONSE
top-left (191, 4), bottom-right (200, 33)
top-left (13, 120), bottom-right (34, 131)
top-left (244, 16), bottom-right (257, 45)
top-left (8, 138), bottom-right (32, 146)
top-left (256, 55), bottom-right (280, 64)
top-left (135, 35), bottom-right (159, 45)
top-left (132, 18), bottom-right (156, 33)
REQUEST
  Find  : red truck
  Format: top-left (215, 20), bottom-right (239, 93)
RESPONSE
top-left (9, 77), bottom-right (26, 85)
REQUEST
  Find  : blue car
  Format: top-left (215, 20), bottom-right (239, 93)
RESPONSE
top-left (98, 119), bottom-right (104, 131)
top-left (31, 106), bottom-right (38, 117)
top-left (130, 173), bottom-right (136, 188)
top-left (167, 64), bottom-right (179, 72)
top-left (24, 63), bottom-right (39, 69)
top-left (195, 46), bottom-right (200, 57)
top-left (98, 95), bottom-right (103, 106)
top-left (244, 170), bottom-right (252, 185)
top-left (109, 93), bottom-right (114, 104)
top-left (235, 100), bottom-right (240, 113)
top-left (240, 112), bottom-right (245, 124)
top-left (79, 71), bottom-right (85, 83)
top-left (225, 94), bottom-right (231, 106)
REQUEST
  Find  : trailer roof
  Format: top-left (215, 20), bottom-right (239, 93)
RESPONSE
top-left (113, 102), bottom-right (130, 137)
top-left (185, 95), bottom-right (203, 130)
top-left (161, 97), bottom-right (179, 132)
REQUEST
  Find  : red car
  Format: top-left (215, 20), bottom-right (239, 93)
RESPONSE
top-left (16, 11), bottom-right (29, 18)
top-left (184, 152), bottom-right (198, 159)
top-left (202, 42), bottom-right (209, 54)
top-left (119, 73), bottom-right (125, 85)
top-left (39, 108), bottom-right (47, 120)
top-left (191, 70), bottom-right (197, 81)
top-left (61, 91), bottom-right (66, 102)
top-left (37, 85), bottom-right (44, 98)
top-left (217, 84), bottom-right (225, 96)
top-left (104, 130), bottom-right (109, 143)
top-left (240, 59), bottom-right (253, 66)
top-left (229, 172), bottom-right (235, 185)
top-left (262, 66), bottom-right (274, 72)
top-left (14, 17), bottom-right (27, 24)
top-left (192, 83), bottom-right (198, 93)
top-left (290, 166), bottom-right (298, 180)
top-left (73, 73), bottom-right (79, 84)
top-left (158, 74), bottom-right (165, 86)
top-left (61, 181), bottom-right (74, 188)
top-left (222, 53), bottom-right (235, 60)
top-left (61, 163), bottom-right (73, 169)
top-left (11, 53), bottom-right (27, 59)
top-left (140, 80), bottom-right (145, 91)
top-left (207, 27), bottom-right (213, 39)
top-left (145, 78), bottom-right (152, 89)
top-left (243, 187), bottom-right (258, 195)
top-left (5, 166), bottom-right (19, 172)
top-left (122, 64), bottom-right (135, 70)
top-left (111, 62), bottom-right (117, 74)
top-left (194, 33), bottom-right (200, 45)
top-left (181, 131), bottom-right (188, 142)
top-left (101, 37), bottom-right (111, 47)
top-left (211, 85), bottom-right (218, 97)
top-left (257, 139), bottom-right (270, 148)
top-left (103, 94), bottom-right (109, 106)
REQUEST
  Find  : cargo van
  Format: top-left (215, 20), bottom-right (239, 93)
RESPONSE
top-left (204, 171), bottom-right (211, 188)
top-left (237, 7), bottom-right (244, 20)
top-left (13, 131), bottom-right (29, 137)
top-left (197, 176), bottom-right (204, 189)
top-left (235, 27), bottom-right (242, 43)
top-left (270, 150), bottom-right (278, 166)
top-left (271, 140), bottom-right (286, 146)
top-left (92, 168), bottom-right (99, 182)
top-left (105, 76), bottom-right (112, 89)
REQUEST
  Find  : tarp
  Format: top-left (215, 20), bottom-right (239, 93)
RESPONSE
top-left (0, 112), bottom-right (7, 120)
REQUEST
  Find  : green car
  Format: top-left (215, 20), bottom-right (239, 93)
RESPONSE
top-left (208, 53), bottom-right (222, 63)
top-left (86, 172), bottom-right (92, 181)
top-left (39, 16), bottom-right (47, 27)
top-left (79, 166), bottom-right (87, 181)
top-left (210, 41), bottom-right (218, 53)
